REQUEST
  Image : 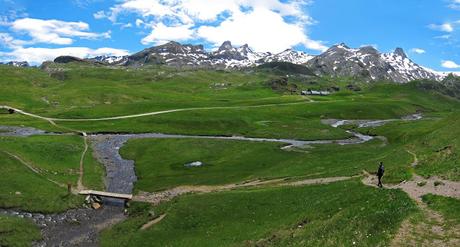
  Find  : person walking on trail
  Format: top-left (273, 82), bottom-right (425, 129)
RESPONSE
top-left (377, 162), bottom-right (385, 188)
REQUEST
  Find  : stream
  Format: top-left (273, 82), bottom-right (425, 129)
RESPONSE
top-left (0, 113), bottom-right (422, 246)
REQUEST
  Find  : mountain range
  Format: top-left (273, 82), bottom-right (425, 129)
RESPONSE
top-left (4, 41), bottom-right (457, 83)
top-left (87, 41), bottom-right (447, 83)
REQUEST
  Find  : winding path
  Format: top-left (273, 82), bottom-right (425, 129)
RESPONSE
top-left (361, 150), bottom-right (460, 247)
top-left (3, 104), bottom-right (459, 246)
top-left (1, 101), bottom-right (314, 122)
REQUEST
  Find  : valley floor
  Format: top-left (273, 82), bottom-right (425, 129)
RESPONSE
top-left (1, 65), bottom-right (459, 246)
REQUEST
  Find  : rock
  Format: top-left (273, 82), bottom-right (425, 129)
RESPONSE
top-left (54, 56), bottom-right (88, 64)
top-left (185, 161), bottom-right (204, 167)
top-left (91, 202), bottom-right (102, 210)
top-left (15, 191), bottom-right (22, 195)
top-left (34, 214), bottom-right (45, 219)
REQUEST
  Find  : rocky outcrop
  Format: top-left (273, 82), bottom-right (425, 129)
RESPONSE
top-left (54, 56), bottom-right (88, 64)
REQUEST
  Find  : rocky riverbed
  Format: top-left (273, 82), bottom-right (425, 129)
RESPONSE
top-left (1, 207), bottom-right (125, 246)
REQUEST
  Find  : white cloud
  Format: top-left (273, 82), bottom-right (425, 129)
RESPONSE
top-left (178, 0), bottom-right (240, 21)
top-left (93, 11), bottom-right (107, 19)
top-left (102, 0), bottom-right (187, 23)
top-left (442, 60), bottom-right (460, 69)
top-left (197, 8), bottom-right (325, 53)
top-left (10, 18), bottom-right (110, 45)
top-left (0, 46), bottom-right (129, 65)
top-left (95, 0), bottom-right (324, 52)
top-left (135, 19), bottom-right (144, 27)
top-left (448, 0), bottom-right (460, 10)
top-left (435, 34), bottom-right (452, 39)
top-left (73, 0), bottom-right (102, 8)
top-left (0, 32), bottom-right (26, 49)
top-left (141, 23), bottom-right (194, 45)
top-left (429, 23), bottom-right (454, 32)
top-left (411, 48), bottom-right (426, 54)
top-left (121, 23), bottom-right (133, 29)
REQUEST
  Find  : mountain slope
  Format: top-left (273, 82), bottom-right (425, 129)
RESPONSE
top-left (109, 41), bottom-right (313, 69)
top-left (45, 41), bottom-right (446, 83)
top-left (307, 44), bottom-right (440, 83)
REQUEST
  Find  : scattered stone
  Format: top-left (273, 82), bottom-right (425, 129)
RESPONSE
top-left (434, 181), bottom-right (445, 187)
top-left (91, 202), bottom-right (102, 210)
top-left (417, 181), bottom-right (427, 187)
top-left (185, 161), bottom-right (204, 167)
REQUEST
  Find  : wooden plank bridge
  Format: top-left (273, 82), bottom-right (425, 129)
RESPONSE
top-left (79, 190), bottom-right (133, 200)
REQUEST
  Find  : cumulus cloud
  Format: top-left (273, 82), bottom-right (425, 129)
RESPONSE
top-left (429, 23), bottom-right (455, 32)
top-left (93, 11), bottom-right (107, 20)
top-left (9, 18), bottom-right (110, 45)
top-left (94, 0), bottom-right (325, 52)
top-left (0, 17), bottom-right (125, 64)
top-left (442, 60), bottom-right (460, 69)
top-left (0, 46), bottom-right (129, 65)
top-left (448, 0), bottom-right (460, 10)
top-left (73, 0), bottom-right (103, 8)
top-left (197, 8), bottom-right (325, 52)
top-left (141, 23), bottom-right (194, 45)
top-left (0, 32), bottom-right (26, 49)
top-left (411, 48), bottom-right (426, 54)
top-left (100, 0), bottom-right (187, 23)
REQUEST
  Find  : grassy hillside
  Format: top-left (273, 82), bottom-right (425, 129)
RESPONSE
top-left (0, 135), bottom-right (104, 189)
top-left (100, 180), bottom-right (417, 247)
top-left (0, 151), bottom-right (81, 213)
top-left (0, 216), bottom-right (41, 247)
top-left (1, 64), bottom-right (459, 245)
top-left (121, 138), bottom-right (412, 192)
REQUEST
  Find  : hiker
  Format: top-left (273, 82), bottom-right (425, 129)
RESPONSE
top-left (377, 162), bottom-right (385, 188)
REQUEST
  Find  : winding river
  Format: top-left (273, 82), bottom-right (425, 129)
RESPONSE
top-left (0, 113), bottom-right (423, 246)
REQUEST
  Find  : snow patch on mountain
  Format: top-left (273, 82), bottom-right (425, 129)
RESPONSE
top-left (80, 41), bottom-right (453, 83)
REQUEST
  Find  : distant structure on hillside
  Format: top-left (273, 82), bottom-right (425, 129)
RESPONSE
top-left (301, 89), bottom-right (331, 96)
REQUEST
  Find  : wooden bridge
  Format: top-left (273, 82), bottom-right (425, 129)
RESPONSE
top-left (79, 190), bottom-right (133, 200)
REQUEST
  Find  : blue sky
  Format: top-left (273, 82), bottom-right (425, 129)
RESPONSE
top-left (1, 0), bottom-right (460, 71)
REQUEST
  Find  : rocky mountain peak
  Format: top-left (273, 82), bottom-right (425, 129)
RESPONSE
top-left (237, 44), bottom-right (253, 56)
top-left (4, 61), bottom-right (29, 67)
top-left (358, 46), bottom-right (379, 55)
top-left (394, 48), bottom-right (407, 59)
top-left (79, 41), bottom-right (443, 83)
top-left (218, 41), bottom-right (234, 52)
top-left (307, 43), bottom-right (439, 83)
top-left (336, 43), bottom-right (350, 49)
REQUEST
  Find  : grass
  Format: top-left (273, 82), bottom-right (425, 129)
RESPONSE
top-left (1, 64), bottom-right (460, 245)
top-left (100, 180), bottom-right (417, 247)
top-left (0, 135), bottom-right (104, 189)
top-left (0, 151), bottom-right (81, 213)
top-left (365, 113), bottom-right (460, 181)
top-left (422, 194), bottom-right (460, 225)
top-left (121, 137), bottom-right (412, 192)
top-left (0, 216), bottom-right (41, 247)
top-left (55, 98), bottom-right (424, 140)
top-left (2, 65), bottom-right (457, 139)
top-left (82, 147), bottom-right (105, 190)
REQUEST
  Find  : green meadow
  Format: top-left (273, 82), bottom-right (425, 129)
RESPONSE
top-left (1, 64), bottom-right (459, 246)
top-left (100, 180), bottom-right (417, 247)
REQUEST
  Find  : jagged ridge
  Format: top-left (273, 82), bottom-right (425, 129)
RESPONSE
top-left (47, 41), bottom-right (447, 83)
